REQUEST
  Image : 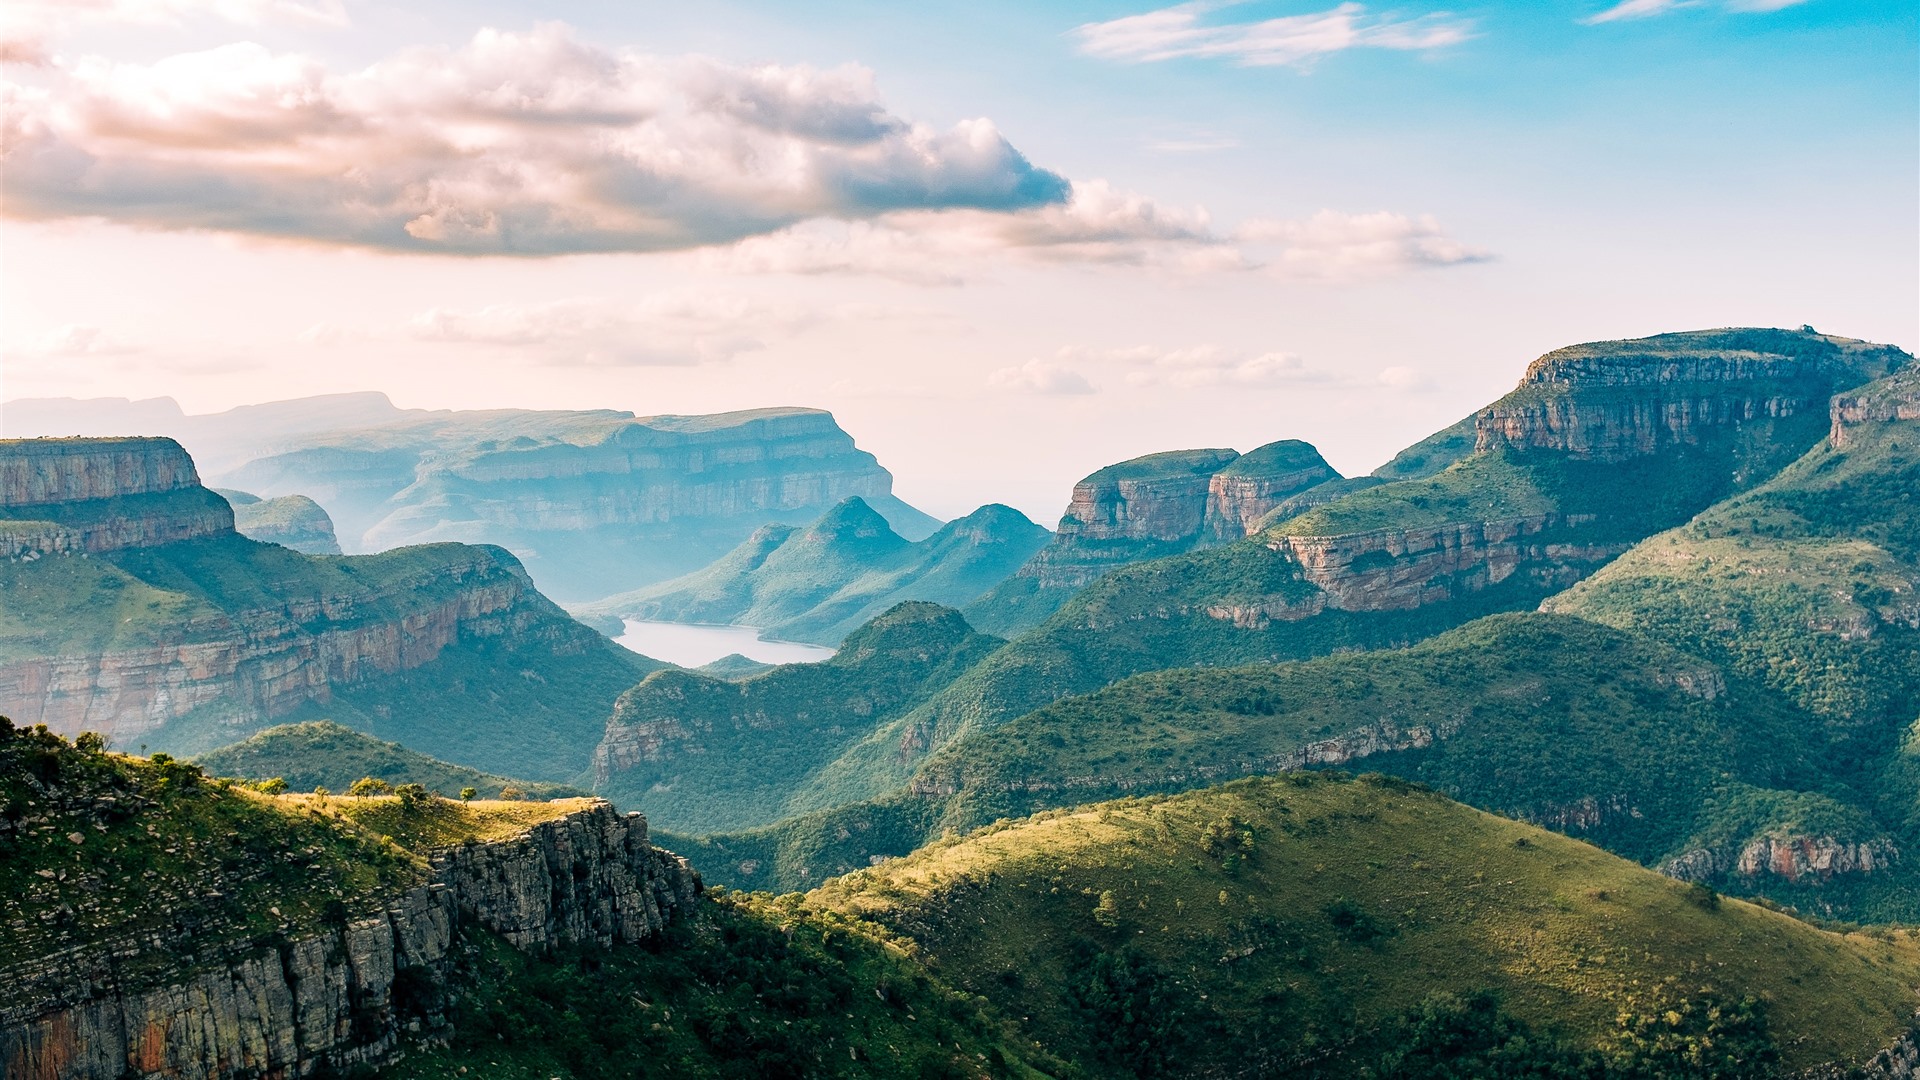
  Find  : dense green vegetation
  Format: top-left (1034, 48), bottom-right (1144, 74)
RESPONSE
top-left (783, 330), bottom-right (1907, 814)
top-left (195, 721), bottom-right (589, 799)
top-left (677, 614), bottom-right (1816, 893)
top-left (581, 498), bottom-right (1048, 646)
top-left (600, 603), bottom-right (1003, 832)
top-left (2, 719), bottom-right (429, 978)
top-left (224, 492), bottom-right (340, 553)
top-left (810, 773), bottom-right (1920, 1077)
top-left (386, 895), bottom-right (1059, 1080)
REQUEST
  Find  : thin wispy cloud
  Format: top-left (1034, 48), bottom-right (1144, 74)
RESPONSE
top-left (1238, 209), bottom-right (1491, 279)
top-left (987, 358), bottom-right (1097, 396)
top-left (1, 25), bottom-right (1069, 254)
top-left (1, 0), bottom-right (347, 64)
top-left (1073, 1), bottom-right (1473, 68)
top-left (401, 294), bottom-right (819, 367)
top-left (1581, 0), bottom-right (1809, 24)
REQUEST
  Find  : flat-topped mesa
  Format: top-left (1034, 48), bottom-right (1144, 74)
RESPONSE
top-left (225, 492), bottom-right (342, 554)
top-left (1203, 440), bottom-right (1341, 540)
top-left (1831, 367), bottom-right (1920, 447)
top-left (0, 437), bottom-right (235, 557)
top-left (1476, 328), bottom-right (1909, 460)
top-left (1021, 449), bottom-right (1238, 590)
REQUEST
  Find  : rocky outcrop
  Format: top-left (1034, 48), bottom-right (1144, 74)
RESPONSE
top-left (224, 493), bottom-right (341, 555)
top-left (1796, 1020), bottom-right (1920, 1080)
top-left (998, 441), bottom-right (1340, 594)
top-left (1831, 367), bottom-right (1920, 447)
top-left (1, 438), bottom-right (235, 557)
top-left (0, 802), bottom-right (700, 1080)
top-left (1662, 835), bottom-right (1899, 883)
top-left (1477, 328), bottom-right (1908, 460)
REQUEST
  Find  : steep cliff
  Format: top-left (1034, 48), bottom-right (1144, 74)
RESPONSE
top-left (582, 497), bottom-right (1049, 645)
top-left (219, 490), bottom-right (342, 554)
top-left (216, 405), bottom-right (939, 600)
top-left (0, 726), bottom-right (699, 1080)
top-left (806, 328), bottom-right (1912, 806)
top-left (0, 437), bottom-right (656, 778)
top-left (965, 440), bottom-right (1338, 636)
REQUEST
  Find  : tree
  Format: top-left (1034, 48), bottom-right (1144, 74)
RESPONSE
top-left (460, 787), bottom-right (478, 802)
top-left (348, 777), bottom-right (394, 797)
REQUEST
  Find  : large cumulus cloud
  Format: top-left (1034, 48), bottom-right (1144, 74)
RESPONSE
top-left (0, 25), bottom-right (1071, 254)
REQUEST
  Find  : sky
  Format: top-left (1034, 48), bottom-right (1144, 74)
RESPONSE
top-left (1, 0), bottom-right (1914, 520)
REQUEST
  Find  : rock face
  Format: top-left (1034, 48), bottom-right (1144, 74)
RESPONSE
top-left (1664, 835), bottom-right (1900, 883)
top-left (0, 802), bottom-right (700, 1080)
top-left (964, 441), bottom-right (1339, 635)
top-left (1477, 328), bottom-right (1909, 460)
top-left (223, 492), bottom-right (342, 555)
top-left (0, 438), bottom-right (234, 557)
top-left (1831, 366), bottom-right (1920, 447)
top-left (215, 406), bottom-right (938, 600)
top-left (0, 438), bottom-right (647, 765)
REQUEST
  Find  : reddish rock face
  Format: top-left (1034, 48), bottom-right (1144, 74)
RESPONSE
top-left (1, 438), bottom-right (235, 557)
top-left (0, 437), bottom-right (203, 506)
top-left (1830, 367), bottom-right (1920, 448)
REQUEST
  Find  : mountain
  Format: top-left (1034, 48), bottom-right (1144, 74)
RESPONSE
top-left (211, 405), bottom-right (940, 600)
top-left (0, 436), bottom-right (658, 779)
top-left (797, 328), bottom-right (1910, 805)
top-left (13, 724), bottom-right (1917, 1079)
top-left (194, 720), bottom-right (590, 799)
top-left (803, 773), bottom-right (1920, 1078)
top-left (216, 489), bottom-right (341, 554)
top-left (580, 497), bottom-right (1050, 646)
top-left (592, 602), bottom-right (1003, 833)
top-left (2, 724), bottom-right (1048, 1079)
top-left (1541, 365), bottom-right (1920, 916)
top-left (963, 440), bottom-right (1341, 637)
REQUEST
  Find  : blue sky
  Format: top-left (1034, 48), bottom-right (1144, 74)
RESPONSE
top-left (2, 0), bottom-right (1914, 517)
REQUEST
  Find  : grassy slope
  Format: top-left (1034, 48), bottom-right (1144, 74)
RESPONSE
top-left (812, 774), bottom-right (1920, 1077)
top-left (194, 721), bottom-right (590, 799)
top-left (3, 725), bottom-right (1055, 1079)
top-left (582, 499), bottom-right (1047, 646)
top-left (799, 332), bottom-right (1900, 812)
top-left (598, 603), bottom-right (1003, 833)
top-left (0, 531), bottom-right (657, 779)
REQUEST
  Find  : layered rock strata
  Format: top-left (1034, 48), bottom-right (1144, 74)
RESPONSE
top-left (0, 802), bottom-right (700, 1080)
top-left (1, 438), bottom-right (234, 558)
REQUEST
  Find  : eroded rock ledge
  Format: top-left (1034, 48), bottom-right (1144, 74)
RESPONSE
top-left (0, 802), bottom-right (700, 1080)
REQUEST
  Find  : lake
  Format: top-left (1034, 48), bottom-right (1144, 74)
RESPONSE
top-left (613, 619), bottom-right (836, 668)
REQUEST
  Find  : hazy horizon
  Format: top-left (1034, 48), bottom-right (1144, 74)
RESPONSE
top-left (3, 0), bottom-right (1914, 519)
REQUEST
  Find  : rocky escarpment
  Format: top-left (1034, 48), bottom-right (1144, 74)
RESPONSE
top-left (1663, 835), bottom-right (1900, 884)
top-left (0, 802), bottom-right (699, 1080)
top-left (1831, 366), bottom-right (1920, 448)
top-left (964, 440), bottom-right (1340, 635)
top-left (1477, 328), bottom-right (1908, 460)
top-left (216, 406), bottom-right (937, 599)
top-left (0, 437), bottom-right (648, 759)
top-left (1, 438), bottom-right (235, 558)
top-left (219, 490), bottom-right (342, 555)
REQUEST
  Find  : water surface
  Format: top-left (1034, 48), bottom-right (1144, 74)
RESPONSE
top-left (614, 619), bottom-right (835, 668)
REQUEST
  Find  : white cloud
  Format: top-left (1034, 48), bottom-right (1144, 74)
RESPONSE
top-left (1237, 209), bottom-right (1489, 279)
top-left (1581, 0), bottom-right (1806, 23)
top-left (1375, 365), bottom-right (1430, 390)
top-left (403, 293), bottom-right (817, 366)
top-left (987, 358), bottom-right (1096, 395)
top-left (1074, 1), bottom-right (1472, 68)
top-left (40, 324), bottom-right (136, 355)
top-left (1, 0), bottom-right (346, 65)
top-left (1, 25), bottom-right (1069, 254)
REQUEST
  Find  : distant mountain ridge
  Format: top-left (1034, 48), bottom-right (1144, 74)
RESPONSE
top-left (5, 395), bottom-right (941, 602)
top-left (579, 496), bottom-right (1049, 645)
top-left (0, 436), bottom-right (657, 779)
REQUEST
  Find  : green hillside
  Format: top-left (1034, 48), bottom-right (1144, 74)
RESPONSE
top-left (796, 329), bottom-right (1909, 807)
top-left (671, 613), bottom-right (1815, 893)
top-left (0, 531), bottom-right (659, 780)
top-left (2, 722), bottom-right (1052, 1080)
top-left (581, 498), bottom-right (1048, 646)
top-left (194, 721), bottom-right (590, 799)
top-left (810, 773), bottom-right (1920, 1077)
top-left (596, 603), bottom-right (1003, 833)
